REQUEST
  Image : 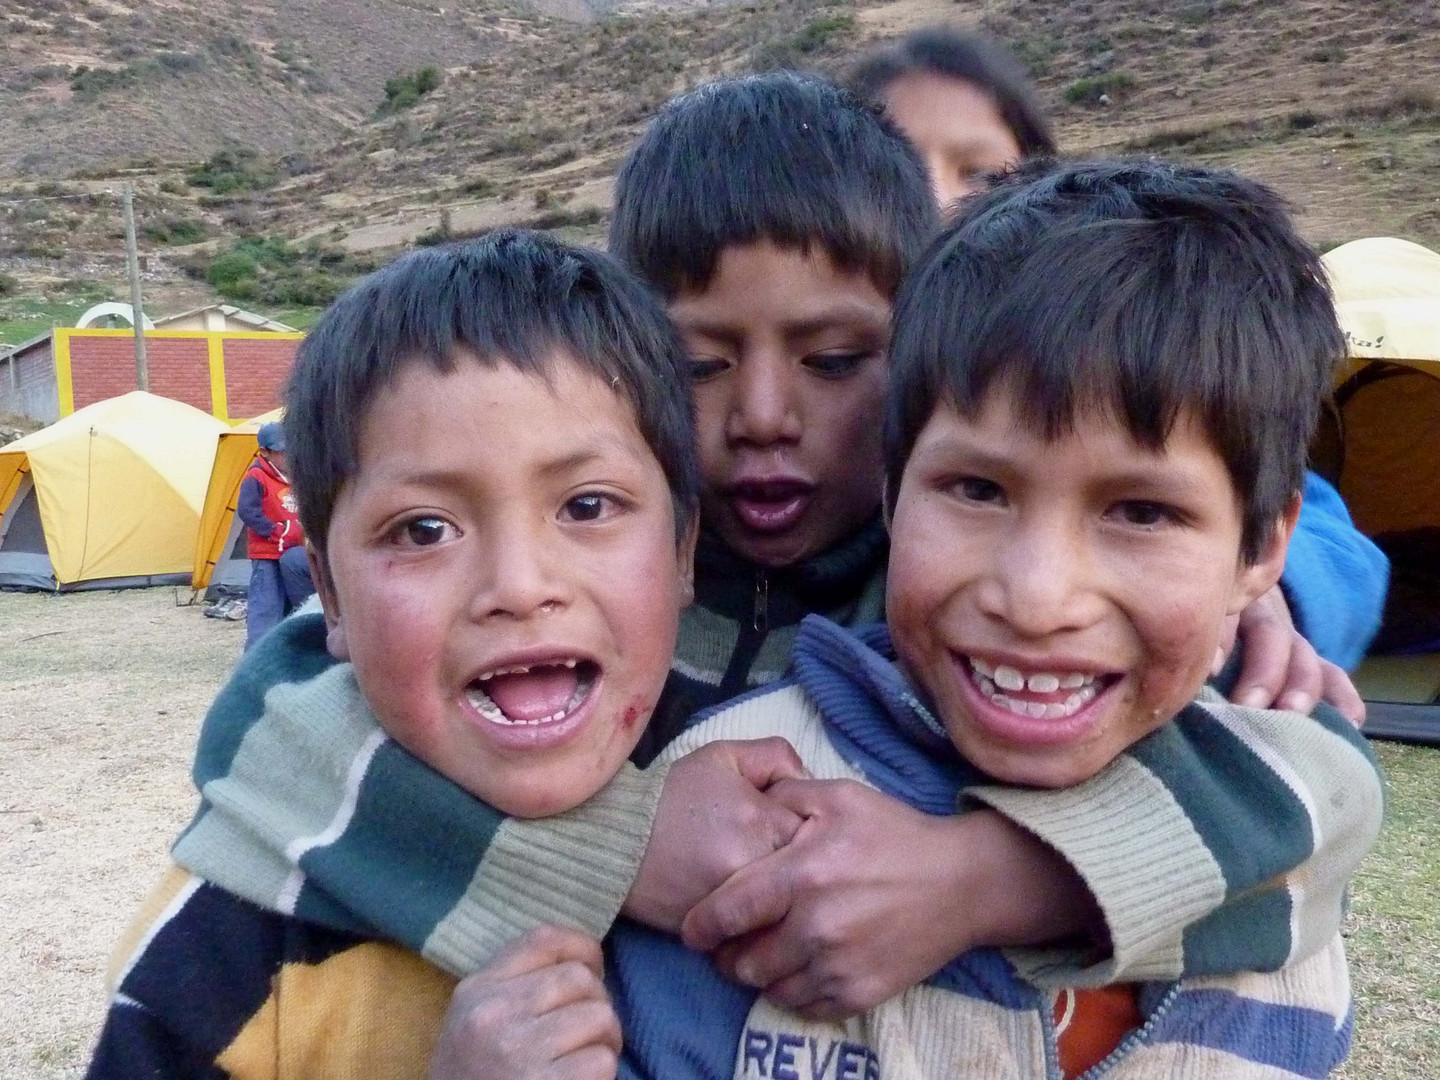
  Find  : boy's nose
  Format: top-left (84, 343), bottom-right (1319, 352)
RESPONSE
top-left (980, 521), bottom-right (1103, 638)
top-left (470, 523), bottom-right (569, 620)
top-left (726, 351), bottom-right (801, 447)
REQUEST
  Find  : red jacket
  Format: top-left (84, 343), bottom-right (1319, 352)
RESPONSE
top-left (239, 456), bottom-right (305, 559)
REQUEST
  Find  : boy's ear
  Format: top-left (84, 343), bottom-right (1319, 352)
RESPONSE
top-left (306, 542), bottom-right (350, 661)
top-left (676, 507), bottom-right (699, 606)
top-left (1229, 492), bottom-right (1302, 615)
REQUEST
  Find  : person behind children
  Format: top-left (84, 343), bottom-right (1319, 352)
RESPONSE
top-left (850, 26), bottom-right (1056, 211)
top-left (237, 421), bottom-right (315, 649)
top-left (850, 25), bottom-right (1388, 706)
top-left (85, 230), bottom-right (705, 1078)
top-left (584, 157), bottom-right (1385, 1080)
top-left (150, 74), bottom-right (1388, 1079)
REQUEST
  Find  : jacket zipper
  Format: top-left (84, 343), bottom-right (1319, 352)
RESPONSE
top-left (1075, 983), bottom-right (1182, 1079)
top-left (753, 570), bottom-right (769, 632)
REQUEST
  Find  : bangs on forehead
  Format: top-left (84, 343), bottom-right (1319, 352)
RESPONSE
top-left (285, 230), bottom-right (699, 554)
top-left (886, 160), bottom-right (1341, 566)
top-left (946, 220), bottom-right (1267, 454)
top-left (608, 72), bottom-right (935, 300)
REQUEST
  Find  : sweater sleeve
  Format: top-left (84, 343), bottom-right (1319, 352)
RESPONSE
top-left (236, 473), bottom-right (276, 538)
top-left (966, 691), bottom-right (1384, 988)
top-left (1279, 471), bottom-right (1389, 669)
top-left (179, 613), bottom-right (670, 978)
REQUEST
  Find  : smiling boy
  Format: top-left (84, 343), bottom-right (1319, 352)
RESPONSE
top-left (598, 158), bottom-right (1382, 1080)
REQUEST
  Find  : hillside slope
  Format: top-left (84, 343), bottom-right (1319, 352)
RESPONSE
top-left (1, 0), bottom-right (1437, 344)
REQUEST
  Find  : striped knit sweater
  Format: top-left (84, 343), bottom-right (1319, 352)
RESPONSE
top-left (87, 615), bottom-right (1382, 1079)
top-left (635, 521), bottom-right (888, 763)
top-left (606, 616), bottom-right (1382, 1079)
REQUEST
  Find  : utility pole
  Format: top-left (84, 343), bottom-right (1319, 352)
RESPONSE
top-left (121, 185), bottom-right (148, 392)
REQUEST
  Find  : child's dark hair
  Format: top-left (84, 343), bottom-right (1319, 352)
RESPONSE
top-left (885, 159), bottom-right (1342, 563)
top-left (609, 71), bottom-right (935, 299)
top-left (849, 27), bottom-right (1057, 160)
top-left (284, 228), bottom-right (699, 553)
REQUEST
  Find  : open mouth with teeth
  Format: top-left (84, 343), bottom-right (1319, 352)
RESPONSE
top-left (465, 658), bottom-right (600, 727)
top-left (966, 657), bottom-right (1119, 722)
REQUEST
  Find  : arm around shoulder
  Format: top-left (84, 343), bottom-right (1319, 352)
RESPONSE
top-left (966, 693), bottom-right (1383, 987)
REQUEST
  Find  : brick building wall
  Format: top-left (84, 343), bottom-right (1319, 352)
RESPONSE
top-left (54, 330), bottom-right (302, 421)
top-left (69, 336), bottom-right (211, 412)
top-left (223, 337), bottom-right (300, 419)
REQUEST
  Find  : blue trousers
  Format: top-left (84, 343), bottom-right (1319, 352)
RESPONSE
top-left (245, 547), bottom-right (316, 651)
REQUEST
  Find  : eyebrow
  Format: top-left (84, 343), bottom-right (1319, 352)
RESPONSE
top-left (676, 300), bottom-right (890, 342)
top-left (385, 436), bottom-right (647, 489)
top-left (917, 434), bottom-right (1215, 500)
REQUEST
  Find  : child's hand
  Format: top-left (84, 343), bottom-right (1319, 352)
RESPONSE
top-left (623, 738), bottom-right (807, 933)
top-left (427, 926), bottom-right (620, 1080)
top-left (680, 780), bottom-right (1100, 1021)
top-left (1223, 585), bottom-right (1366, 726)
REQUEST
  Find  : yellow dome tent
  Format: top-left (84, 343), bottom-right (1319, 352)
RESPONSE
top-left (191, 408), bottom-right (283, 597)
top-left (1318, 237), bottom-right (1440, 739)
top-left (0, 392), bottom-right (227, 590)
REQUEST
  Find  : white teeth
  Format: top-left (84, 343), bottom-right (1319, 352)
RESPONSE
top-left (1060, 672), bottom-right (1089, 689)
top-left (971, 657), bottom-right (996, 679)
top-left (1026, 673), bottom-right (1061, 694)
top-left (973, 670), bottom-right (1103, 721)
top-left (993, 665), bottom-right (1026, 691)
top-left (465, 661), bottom-right (596, 727)
top-left (477, 658), bottom-right (586, 682)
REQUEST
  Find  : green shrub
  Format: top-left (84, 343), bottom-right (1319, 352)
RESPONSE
top-left (142, 216), bottom-right (207, 245)
top-left (188, 146), bottom-right (274, 193)
top-left (0, 272), bottom-right (18, 298)
top-left (206, 251), bottom-right (258, 292)
top-left (379, 66), bottom-right (442, 114)
top-left (752, 13), bottom-right (856, 70)
top-left (1063, 71), bottom-right (1137, 106)
top-left (197, 236), bottom-right (371, 306)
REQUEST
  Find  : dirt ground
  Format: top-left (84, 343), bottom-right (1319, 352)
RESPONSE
top-left (0, 588), bottom-right (240, 1080)
top-left (0, 586), bottom-right (1435, 1078)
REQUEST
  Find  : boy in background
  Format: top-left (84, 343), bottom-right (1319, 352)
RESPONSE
top-left (237, 420), bottom-right (314, 649)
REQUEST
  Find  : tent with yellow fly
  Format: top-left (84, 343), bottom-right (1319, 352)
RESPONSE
top-left (0, 392), bottom-right (226, 590)
top-left (1313, 237), bottom-right (1440, 743)
top-left (191, 408), bottom-right (283, 598)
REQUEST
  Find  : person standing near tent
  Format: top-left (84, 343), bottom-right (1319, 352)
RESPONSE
top-left (238, 421), bottom-right (313, 649)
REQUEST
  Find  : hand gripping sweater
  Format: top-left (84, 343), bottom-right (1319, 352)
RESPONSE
top-left (605, 616), bottom-right (1383, 1079)
top-left (89, 608), bottom-right (1382, 1079)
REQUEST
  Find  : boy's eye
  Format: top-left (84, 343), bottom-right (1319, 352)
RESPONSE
top-left (395, 516), bottom-right (456, 546)
top-left (688, 356), bottom-right (730, 382)
top-left (802, 351), bottom-right (870, 379)
top-left (1110, 501), bottom-right (1177, 528)
top-left (560, 493), bottom-right (620, 523)
top-left (952, 476), bottom-right (1005, 504)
